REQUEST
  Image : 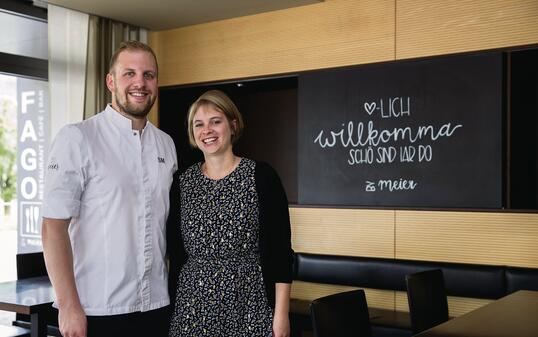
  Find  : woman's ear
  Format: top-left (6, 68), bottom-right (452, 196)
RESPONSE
top-left (231, 119), bottom-right (238, 135)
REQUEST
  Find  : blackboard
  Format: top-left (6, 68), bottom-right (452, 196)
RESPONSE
top-left (298, 52), bottom-right (504, 208)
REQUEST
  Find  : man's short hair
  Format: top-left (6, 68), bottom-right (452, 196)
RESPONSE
top-left (108, 40), bottom-right (158, 74)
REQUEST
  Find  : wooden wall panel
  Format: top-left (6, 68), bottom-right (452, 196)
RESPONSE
top-left (396, 0), bottom-right (538, 59)
top-left (149, 0), bottom-right (395, 86)
top-left (395, 211), bottom-right (538, 267)
top-left (290, 207), bottom-right (395, 258)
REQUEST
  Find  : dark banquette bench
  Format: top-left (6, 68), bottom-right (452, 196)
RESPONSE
top-left (290, 252), bottom-right (538, 337)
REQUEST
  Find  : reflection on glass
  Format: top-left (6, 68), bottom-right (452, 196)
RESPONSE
top-left (0, 11), bottom-right (47, 60)
top-left (0, 73), bottom-right (18, 282)
top-left (0, 73), bottom-right (49, 284)
top-left (16, 76), bottom-right (48, 254)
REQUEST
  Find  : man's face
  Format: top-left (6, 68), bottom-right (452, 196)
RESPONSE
top-left (106, 50), bottom-right (158, 119)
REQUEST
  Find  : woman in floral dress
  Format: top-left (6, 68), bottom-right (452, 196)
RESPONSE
top-left (168, 90), bottom-right (293, 337)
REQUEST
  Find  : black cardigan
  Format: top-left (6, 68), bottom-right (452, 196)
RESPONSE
top-left (166, 160), bottom-right (294, 308)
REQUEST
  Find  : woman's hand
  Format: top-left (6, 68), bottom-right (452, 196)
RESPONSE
top-left (273, 282), bottom-right (291, 337)
top-left (272, 311), bottom-right (290, 337)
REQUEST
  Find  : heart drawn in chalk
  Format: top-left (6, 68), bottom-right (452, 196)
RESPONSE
top-left (364, 102), bottom-right (376, 115)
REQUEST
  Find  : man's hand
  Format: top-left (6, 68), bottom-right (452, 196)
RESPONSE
top-left (42, 217), bottom-right (86, 337)
top-left (58, 303), bottom-right (87, 337)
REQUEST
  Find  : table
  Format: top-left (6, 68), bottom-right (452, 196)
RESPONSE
top-left (0, 276), bottom-right (56, 337)
top-left (415, 290), bottom-right (538, 337)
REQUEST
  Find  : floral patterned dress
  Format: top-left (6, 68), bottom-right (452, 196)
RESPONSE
top-left (169, 158), bottom-right (273, 337)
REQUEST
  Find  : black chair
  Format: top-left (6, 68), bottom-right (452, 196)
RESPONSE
top-left (310, 289), bottom-right (372, 337)
top-left (16, 252), bottom-right (48, 279)
top-left (13, 252), bottom-right (60, 336)
top-left (405, 269), bottom-right (449, 335)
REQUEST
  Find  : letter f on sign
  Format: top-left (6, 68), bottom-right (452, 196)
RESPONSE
top-left (21, 91), bottom-right (35, 114)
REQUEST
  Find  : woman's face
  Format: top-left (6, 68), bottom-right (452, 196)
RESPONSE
top-left (192, 104), bottom-right (235, 156)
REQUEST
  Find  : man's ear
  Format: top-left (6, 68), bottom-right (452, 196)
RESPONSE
top-left (106, 73), bottom-right (115, 92)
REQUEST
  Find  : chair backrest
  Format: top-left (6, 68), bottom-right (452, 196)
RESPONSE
top-left (16, 252), bottom-right (47, 279)
top-left (15, 251), bottom-right (56, 329)
top-left (310, 289), bottom-right (372, 337)
top-left (406, 269), bottom-right (449, 334)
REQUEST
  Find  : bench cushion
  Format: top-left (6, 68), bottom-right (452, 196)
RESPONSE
top-left (294, 253), bottom-right (506, 299)
top-left (505, 267), bottom-right (538, 293)
top-left (294, 253), bottom-right (408, 290)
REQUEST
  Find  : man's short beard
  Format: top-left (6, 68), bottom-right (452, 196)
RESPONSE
top-left (117, 99), bottom-right (154, 119)
top-left (114, 91), bottom-right (155, 119)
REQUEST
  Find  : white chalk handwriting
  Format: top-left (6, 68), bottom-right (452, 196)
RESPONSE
top-left (365, 179), bottom-right (418, 192)
top-left (314, 121), bottom-right (462, 148)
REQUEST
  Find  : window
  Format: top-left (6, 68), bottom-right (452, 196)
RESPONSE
top-left (0, 0), bottom-right (47, 286)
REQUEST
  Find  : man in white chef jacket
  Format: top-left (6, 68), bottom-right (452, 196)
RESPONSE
top-left (41, 40), bottom-right (177, 337)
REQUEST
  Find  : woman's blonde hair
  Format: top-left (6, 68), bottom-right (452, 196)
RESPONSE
top-left (187, 90), bottom-right (244, 148)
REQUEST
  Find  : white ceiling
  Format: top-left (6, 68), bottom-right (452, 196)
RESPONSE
top-left (40, 0), bottom-right (321, 31)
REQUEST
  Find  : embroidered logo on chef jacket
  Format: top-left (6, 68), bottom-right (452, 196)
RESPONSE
top-left (158, 157), bottom-right (165, 164)
top-left (47, 156), bottom-right (59, 170)
top-left (47, 162), bottom-right (59, 170)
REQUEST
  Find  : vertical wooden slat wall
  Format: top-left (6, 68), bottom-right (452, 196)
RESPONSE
top-left (149, 0), bottom-right (538, 315)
